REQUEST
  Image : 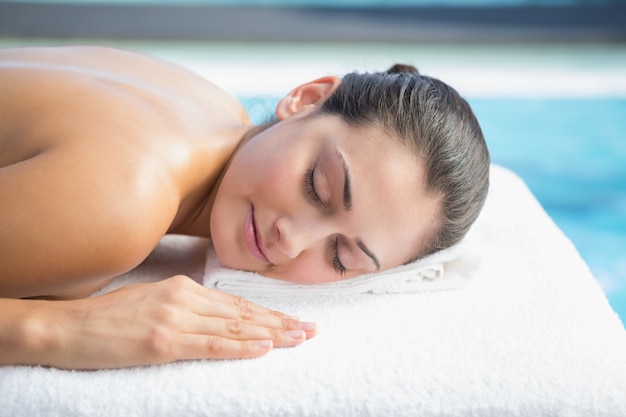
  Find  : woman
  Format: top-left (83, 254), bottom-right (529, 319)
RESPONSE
top-left (0, 46), bottom-right (489, 369)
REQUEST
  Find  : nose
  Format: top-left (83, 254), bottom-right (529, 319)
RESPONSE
top-left (273, 215), bottom-right (331, 260)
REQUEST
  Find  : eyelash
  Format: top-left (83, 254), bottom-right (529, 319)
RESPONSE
top-left (304, 168), bottom-right (324, 207)
top-left (330, 237), bottom-right (347, 276)
top-left (305, 169), bottom-right (346, 276)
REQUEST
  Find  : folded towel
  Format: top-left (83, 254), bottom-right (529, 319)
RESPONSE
top-left (204, 238), bottom-right (480, 297)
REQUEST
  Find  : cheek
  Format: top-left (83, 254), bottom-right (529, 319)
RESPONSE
top-left (252, 155), bottom-right (306, 208)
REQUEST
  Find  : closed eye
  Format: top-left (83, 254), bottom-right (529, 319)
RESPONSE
top-left (304, 168), bottom-right (325, 208)
top-left (330, 236), bottom-right (347, 276)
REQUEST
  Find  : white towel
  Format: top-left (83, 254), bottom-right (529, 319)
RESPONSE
top-left (204, 239), bottom-right (479, 297)
top-left (1, 165), bottom-right (625, 417)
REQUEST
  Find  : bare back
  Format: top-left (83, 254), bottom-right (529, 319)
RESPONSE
top-left (0, 46), bottom-right (250, 298)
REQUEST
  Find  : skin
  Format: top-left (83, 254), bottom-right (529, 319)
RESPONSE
top-left (211, 110), bottom-right (439, 283)
top-left (0, 45), bottom-right (439, 369)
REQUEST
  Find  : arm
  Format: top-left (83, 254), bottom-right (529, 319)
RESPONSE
top-left (0, 276), bottom-right (316, 369)
top-left (0, 153), bottom-right (316, 368)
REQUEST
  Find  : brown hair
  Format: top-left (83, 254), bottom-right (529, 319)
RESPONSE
top-left (319, 64), bottom-right (490, 259)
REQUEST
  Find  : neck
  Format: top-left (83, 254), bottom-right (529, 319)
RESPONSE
top-left (168, 124), bottom-right (266, 238)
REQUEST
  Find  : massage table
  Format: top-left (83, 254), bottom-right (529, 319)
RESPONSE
top-left (1, 165), bottom-right (625, 416)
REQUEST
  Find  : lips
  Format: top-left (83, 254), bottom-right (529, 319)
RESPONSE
top-left (244, 205), bottom-right (270, 263)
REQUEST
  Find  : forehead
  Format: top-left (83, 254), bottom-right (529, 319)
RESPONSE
top-left (328, 117), bottom-right (439, 267)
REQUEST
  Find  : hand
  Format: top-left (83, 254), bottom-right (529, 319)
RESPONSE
top-left (44, 275), bottom-right (317, 369)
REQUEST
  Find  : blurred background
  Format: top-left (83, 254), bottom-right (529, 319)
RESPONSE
top-left (1, 0), bottom-right (625, 326)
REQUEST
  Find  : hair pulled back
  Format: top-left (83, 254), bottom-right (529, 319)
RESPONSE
top-left (320, 64), bottom-right (490, 259)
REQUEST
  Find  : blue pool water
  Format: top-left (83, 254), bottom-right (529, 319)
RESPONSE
top-left (244, 97), bottom-right (626, 327)
top-left (471, 98), bottom-right (626, 327)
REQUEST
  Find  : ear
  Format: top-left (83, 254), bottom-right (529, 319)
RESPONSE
top-left (275, 76), bottom-right (341, 120)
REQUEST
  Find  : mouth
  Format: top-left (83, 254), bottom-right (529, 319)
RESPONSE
top-left (244, 205), bottom-right (270, 264)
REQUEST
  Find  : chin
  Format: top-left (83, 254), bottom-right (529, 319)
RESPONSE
top-left (211, 238), bottom-right (238, 269)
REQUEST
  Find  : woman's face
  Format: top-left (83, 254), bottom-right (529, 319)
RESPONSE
top-left (210, 113), bottom-right (440, 284)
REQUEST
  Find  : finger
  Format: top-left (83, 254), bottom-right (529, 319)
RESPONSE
top-left (180, 315), bottom-right (308, 348)
top-left (220, 297), bottom-right (317, 339)
top-left (212, 293), bottom-right (318, 339)
top-left (185, 287), bottom-right (311, 331)
top-left (173, 334), bottom-right (274, 361)
top-left (156, 277), bottom-right (286, 324)
top-left (168, 278), bottom-right (317, 338)
top-left (203, 287), bottom-right (291, 320)
top-left (181, 279), bottom-right (284, 316)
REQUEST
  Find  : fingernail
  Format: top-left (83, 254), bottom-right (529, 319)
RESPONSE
top-left (287, 330), bottom-right (306, 340)
top-left (299, 322), bottom-right (317, 332)
top-left (256, 340), bottom-right (272, 349)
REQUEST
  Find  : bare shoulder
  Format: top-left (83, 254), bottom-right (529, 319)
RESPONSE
top-left (0, 139), bottom-right (180, 299)
top-left (0, 142), bottom-right (180, 299)
top-left (0, 45), bottom-right (250, 124)
top-left (0, 46), bottom-right (237, 298)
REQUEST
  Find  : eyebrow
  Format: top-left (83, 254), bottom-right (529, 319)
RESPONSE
top-left (334, 148), bottom-right (352, 211)
top-left (334, 148), bottom-right (380, 271)
top-left (357, 240), bottom-right (381, 271)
